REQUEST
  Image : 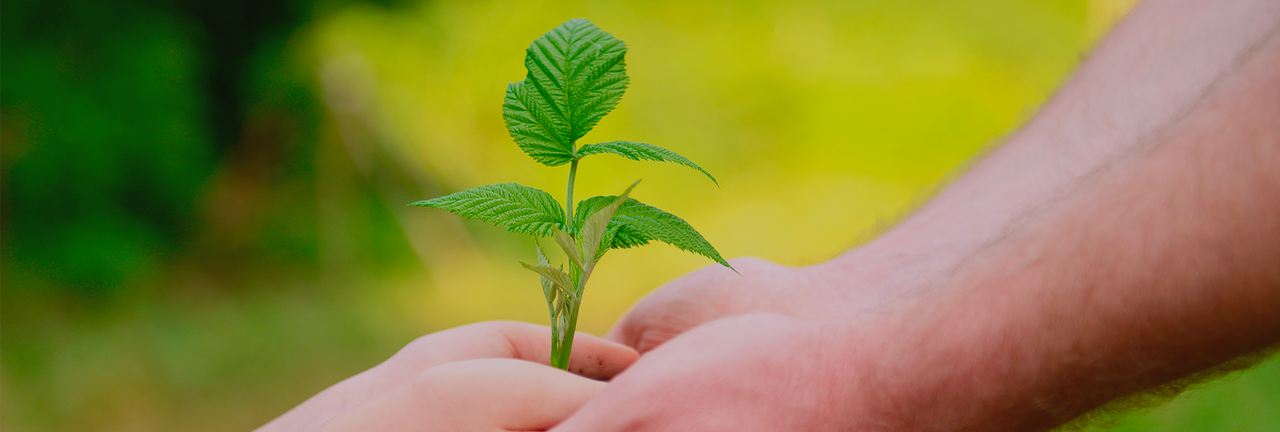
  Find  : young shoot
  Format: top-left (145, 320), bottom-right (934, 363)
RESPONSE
top-left (411, 18), bottom-right (731, 370)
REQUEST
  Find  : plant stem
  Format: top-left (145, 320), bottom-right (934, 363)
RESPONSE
top-left (553, 264), bottom-right (593, 370)
top-left (551, 151), bottom-right (582, 371)
top-left (566, 158), bottom-right (578, 228)
top-left (555, 303), bottom-right (581, 369)
top-left (551, 315), bottom-right (569, 369)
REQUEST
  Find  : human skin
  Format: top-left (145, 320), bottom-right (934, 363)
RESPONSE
top-left (852, 31), bottom-right (1280, 429)
top-left (607, 0), bottom-right (1280, 354)
top-left (256, 321), bottom-right (638, 432)
top-left (558, 23), bottom-right (1280, 432)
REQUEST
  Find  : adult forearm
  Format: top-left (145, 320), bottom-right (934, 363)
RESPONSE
top-left (826, 0), bottom-right (1280, 304)
top-left (854, 30), bottom-right (1280, 431)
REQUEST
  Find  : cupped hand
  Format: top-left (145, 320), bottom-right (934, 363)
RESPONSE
top-left (257, 321), bottom-right (639, 432)
top-left (607, 257), bottom-right (863, 353)
top-left (556, 313), bottom-right (873, 432)
top-left (316, 358), bottom-right (608, 432)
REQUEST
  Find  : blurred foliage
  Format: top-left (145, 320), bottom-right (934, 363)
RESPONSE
top-left (1, 0), bottom-right (1276, 431)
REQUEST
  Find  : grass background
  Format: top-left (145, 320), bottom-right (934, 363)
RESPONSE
top-left (3, 0), bottom-right (1277, 430)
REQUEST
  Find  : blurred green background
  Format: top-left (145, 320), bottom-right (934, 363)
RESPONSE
top-left (3, 0), bottom-right (1277, 430)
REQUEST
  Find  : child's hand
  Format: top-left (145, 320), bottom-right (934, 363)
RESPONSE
top-left (256, 321), bottom-right (639, 432)
top-left (317, 358), bottom-right (608, 431)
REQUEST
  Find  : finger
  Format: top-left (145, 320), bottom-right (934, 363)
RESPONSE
top-left (604, 301), bottom-right (644, 345)
top-left (384, 321), bottom-right (639, 379)
top-left (604, 277), bottom-right (726, 353)
top-left (605, 300), bottom-right (693, 353)
top-left (560, 314), bottom-right (821, 432)
top-left (457, 321), bottom-right (639, 379)
top-left (607, 257), bottom-right (812, 353)
top-left (317, 359), bottom-right (608, 432)
top-left (258, 321), bottom-right (636, 431)
top-left (549, 372), bottom-right (646, 432)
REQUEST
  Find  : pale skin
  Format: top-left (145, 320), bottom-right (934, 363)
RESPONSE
top-left (262, 1), bottom-right (1279, 430)
top-left (255, 321), bottom-right (638, 432)
top-left (551, 0), bottom-right (1280, 430)
top-left (609, 0), bottom-right (1280, 354)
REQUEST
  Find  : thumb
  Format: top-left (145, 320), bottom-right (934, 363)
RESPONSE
top-left (490, 321), bottom-right (640, 379)
top-left (605, 291), bottom-right (709, 354)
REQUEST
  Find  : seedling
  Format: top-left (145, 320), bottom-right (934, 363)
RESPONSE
top-left (411, 18), bottom-right (731, 370)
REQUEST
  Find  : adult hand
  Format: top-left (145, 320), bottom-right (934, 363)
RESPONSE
top-left (558, 313), bottom-right (876, 432)
top-left (257, 321), bottom-right (639, 432)
top-left (606, 257), bottom-right (878, 353)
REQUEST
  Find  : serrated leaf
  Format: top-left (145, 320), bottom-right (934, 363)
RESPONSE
top-left (504, 83), bottom-right (575, 165)
top-left (580, 181), bottom-right (638, 265)
top-left (576, 141), bottom-right (717, 185)
top-left (410, 183), bottom-right (564, 237)
top-left (522, 262), bottom-right (577, 302)
top-left (573, 195), bottom-right (732, 270)
top-left (551, 227), bottom-right (582, 270)
top-left (503, 18), bottom-right (629, 166)
top-left (535, 243), bottom-right (559, 316)
top-left (601, 222), bottom-right (652, 249)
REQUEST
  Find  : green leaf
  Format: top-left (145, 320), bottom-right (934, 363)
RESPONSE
top-left (504, 83), bottom-right (574, 166)
top-left (579, 181), bottom-right (638, 264)
top-left (522, 261), bottom-right (577, 302)
top-left (577, 141), bottom-right (717, 185)
top-left (600, 222), bottom-right (652, 249)
top-left (409, 183), bottom-right (564, 237)
top-left (535, 243), bottom-right (559, 316)
top-left (573, 195), bottom-right (732, 270)
top-left (503, 18), bottom-right (629, 166)
top-left (551, 227), bottom-right (582, 270)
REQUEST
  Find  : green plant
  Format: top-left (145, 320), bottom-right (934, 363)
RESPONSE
top-left (410, 18), bottom-right (731, 370)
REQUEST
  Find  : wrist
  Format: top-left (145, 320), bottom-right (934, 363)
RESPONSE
top-left (827, 279), bottom-right (1070, 432)
top-left (809, 232), bottom-right (974, 309)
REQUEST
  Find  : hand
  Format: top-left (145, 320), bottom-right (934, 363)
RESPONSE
top-left (606, 257), bottom-right (870, 353)
top-left (316, 358), bottom-right (607, 432)
top-left (257, 321), bottom-right (639, 432)
top-left (557, 313), bottom-right (872, 431)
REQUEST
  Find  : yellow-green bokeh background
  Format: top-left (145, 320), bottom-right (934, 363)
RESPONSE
top-left (3, 0), bottom-right (1278, 430)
